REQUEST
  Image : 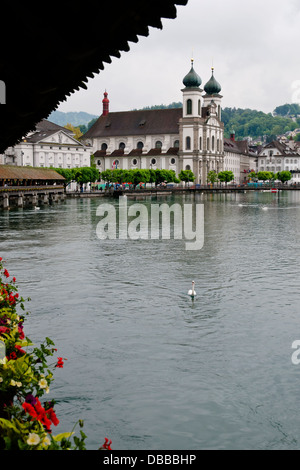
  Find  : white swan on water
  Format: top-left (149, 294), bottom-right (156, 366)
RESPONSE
top-left (188, 281), bottom-right (196, 298)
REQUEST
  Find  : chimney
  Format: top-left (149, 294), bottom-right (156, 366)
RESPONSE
top-left (102, 91), bottom-right (109, 116)
top-left (230, 130), bottom-right (235, 142)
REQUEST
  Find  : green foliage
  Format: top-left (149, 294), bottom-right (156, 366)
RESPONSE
top-left (217, 171), bottom-right (235, 184)
top-left (207, 170), bottom-right (219, 185)
top-left (276, 171), bottom-right (292, 184)
top-left (178, 170), bottom-right (195, 184)
top-left (273, 103), bottom-right (300, 117)
top-left (54, 166), bottom-right (100, 187)
top-left (222, 107), bottom-right (298, 140)
top-left (100, 169), bottom-right (179, 187)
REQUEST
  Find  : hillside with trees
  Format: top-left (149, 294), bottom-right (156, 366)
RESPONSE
top-left (51, 103), bottom-right (300, 143)
top-left (222, 106), bottom-right (300, 141)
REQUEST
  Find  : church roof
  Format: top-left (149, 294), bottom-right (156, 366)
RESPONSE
top-left (83, 108), bottom-right (183, 139)
top-left (0, 0), bottom-right (188, 153)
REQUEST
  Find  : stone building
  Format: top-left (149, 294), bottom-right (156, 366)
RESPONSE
top-left (82, 61), bottom-right (228, 184)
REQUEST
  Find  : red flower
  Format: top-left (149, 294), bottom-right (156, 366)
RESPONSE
top-left (8, 352), bottom-right (17, 360)
top-left (3, 269), bottom-right (9, 278)
top-left (23, 398), bottom-right (59, 431)
top-left (15, 344), bottom-right (26, 355)
top-left (56, 357), bottom-right (65, 368)
top-left (0, 326), bottom-right (9, 335)
top-left (22, 402), bottom-right (38, 418)
top-left (12, 277), bottom-right (16, 283)
top-left (101, 438), bottom-right (112, 450)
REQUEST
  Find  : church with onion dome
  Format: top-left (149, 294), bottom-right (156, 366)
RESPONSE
top-left (82, 61), bottom-right (252, 184)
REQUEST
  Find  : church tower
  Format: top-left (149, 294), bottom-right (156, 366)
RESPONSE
top-left (203, 67), bottom-right (222, 120)
top-left (102, 91), bottom-right (109, 116)
top-left (179, 60), bottom-right (203, 182)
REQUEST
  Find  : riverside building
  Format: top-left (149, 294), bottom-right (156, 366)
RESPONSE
top-left (82, 61), bottom-right (252, 185)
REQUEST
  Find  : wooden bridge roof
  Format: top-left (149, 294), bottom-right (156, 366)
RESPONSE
top-left (0, 1), bottom-right (188, 153)
top-left (0, 166), bottom-right (65, 181)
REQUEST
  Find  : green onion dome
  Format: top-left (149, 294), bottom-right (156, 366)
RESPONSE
top-left (204, 68), bottom-right (221, 95)
top-left (183, 60), bottom-right (202, 88)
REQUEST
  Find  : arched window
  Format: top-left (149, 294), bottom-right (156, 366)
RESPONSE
top-left (212, 136), bottom-right (215, 151)
top-left (207, 137), bottom-right (210, 151)
top-left (199, 136), bottom-right (202, 150)
top-left (119, 142), bottom-right (125, 150)
top-left (101, 143), bottom-right (107, 151)
top-left (186, 99), bottom-right (192, 115)
top-left (186, 136), bottom-right (191, 150)
top-left (137, 141), bottom-right (144, 150)
top-left (198, 100), bottom-right (201, 115)
top-left (155, 141), bottom-right (162, 149)
top-left (174, 140), bottom-right (179, 148)
top-left (185, 165), bottom-right (191, 171)
top-left (217, 139), bottom-right (220, 152)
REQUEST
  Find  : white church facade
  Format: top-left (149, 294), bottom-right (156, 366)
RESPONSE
top-left (82, 61), bottom-right (239, 185)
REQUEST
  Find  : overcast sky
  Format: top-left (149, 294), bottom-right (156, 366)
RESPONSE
top-left (57, 0), bottom-right (300, 116)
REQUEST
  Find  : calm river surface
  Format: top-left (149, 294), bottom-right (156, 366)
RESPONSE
top-left (1, 191), bottom-right (300, 450)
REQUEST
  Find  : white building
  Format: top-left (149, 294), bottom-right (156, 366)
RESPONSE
top-left (82, 61), bottom-right (254, 185)
top-left (258, 139), bottom-right (300, 184)
top-left (2, 119), bottom-right (92, 169)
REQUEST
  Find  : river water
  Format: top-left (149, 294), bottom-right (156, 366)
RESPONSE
top-left (1, 191), bottom-right (300, 450)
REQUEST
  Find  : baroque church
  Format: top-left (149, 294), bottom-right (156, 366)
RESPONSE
top-left (82, 61), bottom-right (252, 184)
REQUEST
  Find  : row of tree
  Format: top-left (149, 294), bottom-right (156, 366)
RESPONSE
top-left (54, 166), bottom-right (100, 188)
top-left (99, 168), bottom-right (196, 187)
top-left (248, 170), bottom-right (292, 184)
top-left (207, 170), bottom-right (235, 186)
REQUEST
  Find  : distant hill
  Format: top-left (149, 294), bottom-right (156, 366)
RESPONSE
top-left (48, 110), bottom-right (98, 127)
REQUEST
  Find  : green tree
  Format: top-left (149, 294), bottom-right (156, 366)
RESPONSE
top-left (207, 170), bottom-right (218, 186)
top-left (54, 168), bottom-right (74, 191)
top-left (178, 170), bottom-right (195, 186)
top-left (217, 170), bottom-right (234, 186)
top-left (276, 171), bottom-right (292, 184)
top-left (100, 169), bottom-right (114, 186)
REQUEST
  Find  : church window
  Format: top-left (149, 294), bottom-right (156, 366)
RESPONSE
top-left (132, 159), bottom-right (138, 166)
top-left (174, 140), bottom-right (179, 148)
top-left (198, 100), bottom-right (201, 115)
top-left (207, 137), bottom-right (210, 151)
top-left (217, 139), bottom-right (220, 152)
top-left (151, 158), bottom-right (157, 165)
top-left (187, 99), bottom-right (192, 115)
top-left (101, 143), bottom-right (108, 151)
top-left (119, 142), bottom-right (125, 150)
top-left (186, 136), bottom-right (191, 150)
top-left (97, 160), bottom-right (101, 166)
top-left (155, 141), bottom-right (162, 149)
top-left (212, 136), bottom-right (215, 151)
top-left (199, 137), bottom-right (202, 150)
top-left (185, 165), bottom-right (191, 171)
top-left (137, 141), bottom-right (144, 150)
top-left (170, 158), bottom-right (176, 165)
